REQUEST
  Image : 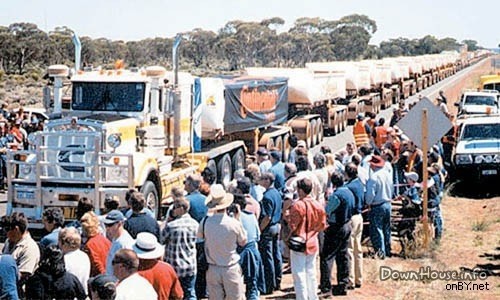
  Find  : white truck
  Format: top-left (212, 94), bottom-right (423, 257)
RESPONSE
top-left (452, 115), bottom-right (500, 182)
top-left (6, 44), bottom-right (293, 227)
top-left (455, 90), bottom-right (500, 116)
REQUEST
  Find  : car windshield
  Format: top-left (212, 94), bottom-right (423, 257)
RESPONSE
top-left (462, 123), bottom-right (500, 140)
top-left (72, 82), bottom-right (145, 112)
top-left (464, 95), bottom-right (496, 106)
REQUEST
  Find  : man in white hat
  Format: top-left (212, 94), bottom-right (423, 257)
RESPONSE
top-left (112, 249), bottom-right (157, 300)
top-left (133, 232), bottom-right (184, 300)
top-left (197, 184), bottom-right (247, 300)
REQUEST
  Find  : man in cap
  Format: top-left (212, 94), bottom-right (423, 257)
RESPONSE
top-left (133, 232), bottom-right (184, 300)
top-left (198, 184), bottom-right (247, 299)
top-left (104, 210), bottom-right (135, 276)
top-left (364, 155), bottom-right (393, 259)
top-left (112, 249), bottom-right (157, 300)
top-left (257, 147), bottom-right (272, 174)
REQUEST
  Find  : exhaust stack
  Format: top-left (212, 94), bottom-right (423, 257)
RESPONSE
top-left (172, 34), bottom-right (182, 87)
top-left (72, 33), bottom-right (81, 71)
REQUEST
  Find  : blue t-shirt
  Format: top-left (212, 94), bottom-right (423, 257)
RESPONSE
top-left (239, 211), bottom-right (260, 243)
top-left (0, 254), bottom-right (19, 300)
top-left (187, 191), bottom-right (208, 223)
top-left (260, 187), bottom-right (282, 226)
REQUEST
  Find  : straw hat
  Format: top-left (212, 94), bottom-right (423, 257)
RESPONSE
top-left (206, 184), bottom-right (234, 210)
top-left (132, 232), bottom-right (164, 259)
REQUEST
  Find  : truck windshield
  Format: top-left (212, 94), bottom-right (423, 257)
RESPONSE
top-left (464, 95), bottom-right (496, 106)
top-left (462, 123), bottom-right (500, 140)
top-left (72, 82), bottom-right (145, 112)
top-left (483, 83), bottom-right (500, 93)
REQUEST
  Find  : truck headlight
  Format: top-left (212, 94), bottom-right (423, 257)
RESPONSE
top-left (107, 134), bottom-right (122, 149)
top-left (455, 154), bottom-right (472, 165)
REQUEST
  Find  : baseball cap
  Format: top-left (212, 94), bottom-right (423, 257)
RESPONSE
top-left (102, 210), bottom-right (126, 225)
top-left (256, 147), bottom-right (268, 156)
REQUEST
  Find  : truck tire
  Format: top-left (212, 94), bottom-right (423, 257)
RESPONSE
top-left (231, 148), bottom-right (245, 173)
top-left (141, 180), bottom-right (159, 218)
top-left (218, 154), bottom-right (232, 188)
top-left (206, 159), bottom-right (217, 182)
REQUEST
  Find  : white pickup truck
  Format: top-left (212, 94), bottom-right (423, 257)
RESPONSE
top-left (455, 90), bottom-right (499, 116)
top-left (453, 115), bottom-right (500, 182)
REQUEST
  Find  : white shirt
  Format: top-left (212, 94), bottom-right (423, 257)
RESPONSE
top-left (115, 273), bottom-right (157, 300)
top-left (64, 249), bottom-right (91, 295)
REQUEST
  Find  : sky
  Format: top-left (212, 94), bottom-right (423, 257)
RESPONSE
top-left (1, 0), bottom-right (498, 48)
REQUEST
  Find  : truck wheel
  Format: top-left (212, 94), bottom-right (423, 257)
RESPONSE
top-left (218, 154), bottom-right (232, 188)
top-left (317, 120), bottom-right (324, 143)
top-left (310, 119), bottom-right (317, 147)
top-left (141, 180), bottom-right (159, 218)
top-left (231, 149), bottom-right (245, 173)
top-left (206, 159), bottom-right (217, 182)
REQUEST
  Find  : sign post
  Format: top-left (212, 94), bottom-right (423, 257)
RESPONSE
top-left (396, 98), bottom-right (452, 250)
top-left (421, 109), bottom-right (429, 248)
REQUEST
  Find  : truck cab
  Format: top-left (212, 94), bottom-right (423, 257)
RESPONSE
top-left (455, 90), bottom-right (499, 116)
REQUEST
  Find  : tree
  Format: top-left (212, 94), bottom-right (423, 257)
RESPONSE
top-left (462, 39), bottom-right (479, 51)
top-left (8, 22), bottom-right (48, 74)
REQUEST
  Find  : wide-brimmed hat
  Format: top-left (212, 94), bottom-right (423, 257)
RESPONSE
top-left (206, 184), bottom-right (234, 210)
top-left (297, 140), bottom-right (307, 148)
top-left (369, 155), bottom-right (385, 168)
top-left (404, 171), bottom-right (419, 182)
top-left (133, 232), bottom-right (164, 259)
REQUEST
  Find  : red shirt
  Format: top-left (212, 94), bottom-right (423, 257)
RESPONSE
top-left (83, 233), bottom-right (111, 276)
top-left (288, 196), bottom-right (327, 255)
top-left (139, 260), bottom-right (184, 300)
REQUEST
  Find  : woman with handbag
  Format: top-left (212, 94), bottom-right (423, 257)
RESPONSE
top-left (287, 178), bottom-right (327, 300)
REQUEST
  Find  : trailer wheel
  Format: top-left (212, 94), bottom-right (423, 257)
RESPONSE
top-left (316, 120), bottom-right (324, 144)
top-left (141, 180), bottom-right (159, 218)
top-left (206, 159), bottom-right (217, 182)
top-left (218, 154), bottom-right (232, 188)
top-left (231, 148), bottom-right (245, 173)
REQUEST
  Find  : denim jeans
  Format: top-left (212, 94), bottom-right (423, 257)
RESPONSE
top-left (430, 208), bottom-right (443, 241)
top-left (179, 275), bottom-right (197, 300)
top-left (369, 202), bottom-right (392, 258)
top-left (291, 250), bottom-right (319, 300)
top-left (258, 224), bottom-right (282, 294)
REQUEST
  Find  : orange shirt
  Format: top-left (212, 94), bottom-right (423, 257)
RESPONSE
top-left (288, 196), bottom-right (326, 255)
top-left (139, 260), bottom-right (184, 300)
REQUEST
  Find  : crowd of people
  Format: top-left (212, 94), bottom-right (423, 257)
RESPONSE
top-left (0, 96), bottom-right (452, 299)
top-left (0, 104), bottom-right (45, 192)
